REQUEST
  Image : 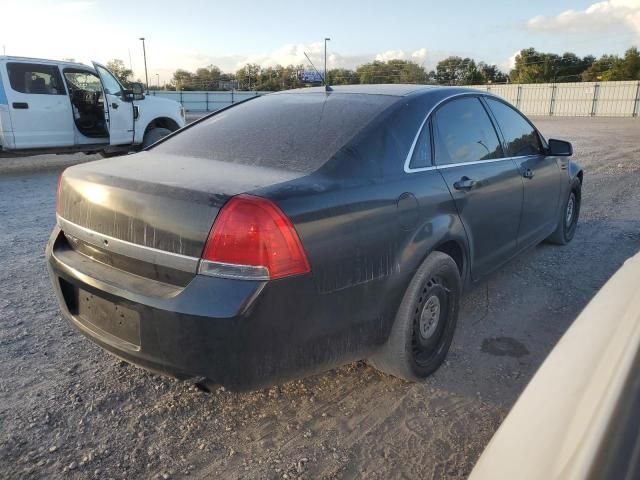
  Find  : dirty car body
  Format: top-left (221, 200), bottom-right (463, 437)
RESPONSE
top-left (47, 85), bottom-right (583, 390)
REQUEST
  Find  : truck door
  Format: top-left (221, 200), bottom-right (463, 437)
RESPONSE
top-left (433, 96), bottom-right (524, 279)
top-left (4, 62), bottom-right (74, 149)
top-left (92, 62), bottom-right (134, 146)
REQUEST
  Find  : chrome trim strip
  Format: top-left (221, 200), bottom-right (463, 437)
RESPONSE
top-left (436, 157), bottom-right (518, 169)
top-left (403, 90), bottom-right (513, 174)
top-left (404, 91), bottom-right (483, 173)
top-left (57, 215), bottom-right (200, 273)
top-left (198, 259), bottom-right (270, 281)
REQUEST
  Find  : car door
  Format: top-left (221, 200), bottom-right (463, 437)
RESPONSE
top-left (4, 62), bottom-right (74, 149)
top-left (484, 97), bottom-right (562, 249)
top-left (434, 96), bottom-right (524, 279)
top-left (92, 62), bottom-right (134, 146)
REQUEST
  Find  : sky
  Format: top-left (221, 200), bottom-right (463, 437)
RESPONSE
top-left (1, 0), bottom-right (639, 83)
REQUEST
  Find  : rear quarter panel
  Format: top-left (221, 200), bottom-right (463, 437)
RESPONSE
top-left (256, 93), bottom-right (467, 350)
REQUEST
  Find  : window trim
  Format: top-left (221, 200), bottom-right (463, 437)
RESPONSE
top-left (431, 95), bottom-right (505, 168)
top-left (6, 62), bottom-right (67, 96)
top-left (403, 92), bottom-right (547, 173)
top-left (407, 118), bottom-right (434, 170)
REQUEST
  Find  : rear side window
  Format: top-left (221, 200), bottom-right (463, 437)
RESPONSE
top-left (7, 62), bottom-right (65, 95)
top-left (485, 98), bottom-right (543, 157)
top-left (408, 120), bottom-right (432, 169)
top-left (153, 93), bottom-right (397, 173)
top-left (433, 97), bottom-right (503, 165)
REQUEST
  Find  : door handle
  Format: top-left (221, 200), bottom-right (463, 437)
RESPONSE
top-left (111, 102), bottom-right (119, 109)
top-left (522, 168), bottom-right (535, 179)
top-left (453, 176), bottom-right (477, 191)
top-left (12, 102), bottom-right (28, 109)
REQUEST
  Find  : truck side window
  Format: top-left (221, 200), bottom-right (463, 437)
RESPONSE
top-left (7, 63), bottom-right (66, 95)
top-left (95, 65), bottom-right (123, 96)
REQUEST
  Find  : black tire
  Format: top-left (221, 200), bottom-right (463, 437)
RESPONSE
top-left (98, 150), bottom-right (123, 158)
top-left (546, 178), bottom-right (581, 245)
top-left (142, 127), bottom-right (172, 148)
top-left (370, 251), bottom-right (462, 381)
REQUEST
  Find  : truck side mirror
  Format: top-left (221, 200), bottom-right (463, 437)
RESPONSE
top-left (124, 83), bottom-right (145, 101)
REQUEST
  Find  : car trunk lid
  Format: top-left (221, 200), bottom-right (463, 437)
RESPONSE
top-left (57, 151), bottom-right (303, 272)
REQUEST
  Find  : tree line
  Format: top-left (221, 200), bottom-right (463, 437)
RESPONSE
top-left (106, 46), bottom-right (640, 91)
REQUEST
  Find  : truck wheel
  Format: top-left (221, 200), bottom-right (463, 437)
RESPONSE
top-left (546, 178), bottom-right (581, 245)
top-left (142, 127), bottom-right (172, 148)
top-left (99, 150), bottom-right (123, 158)
top-left (370, 251), bottom-right (461, 382)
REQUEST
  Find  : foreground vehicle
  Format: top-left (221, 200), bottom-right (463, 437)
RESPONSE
top-left (47, 85), bottom-right (583, 390)
top-left (470, 251), bottom-right (640, 480)
top-left (0, 56), bottom-right (185, 157)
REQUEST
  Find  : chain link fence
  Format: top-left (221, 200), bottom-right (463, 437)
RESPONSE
top-left (147, 90), bottom-right (267, 112)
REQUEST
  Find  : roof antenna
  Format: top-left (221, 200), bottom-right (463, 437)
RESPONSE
top-left (303, 52), bottom-right (332, 92)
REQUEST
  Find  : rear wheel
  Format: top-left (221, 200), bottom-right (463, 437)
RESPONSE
top-left (547, 179), bottom-right (581, 245)
top-left (370, 251), bottom-right (461, 381)
top-left (142, 127), bottom-right (173, 148)
top-left (98, 149), bottom-right (123, 158)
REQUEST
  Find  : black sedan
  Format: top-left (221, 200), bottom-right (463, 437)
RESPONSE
top-left (47, 85), bottom-right (582, 391)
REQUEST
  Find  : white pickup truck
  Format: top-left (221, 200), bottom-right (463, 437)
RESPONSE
top-left (0, 56), bottom-right (186, 157)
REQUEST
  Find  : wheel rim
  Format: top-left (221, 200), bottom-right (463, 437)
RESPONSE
top-left (412, 276), bottom-right (449, 366)
top-left (419, 295), bottom-right (441, 339)
top-left (566, 193), bottom-right (575, 226)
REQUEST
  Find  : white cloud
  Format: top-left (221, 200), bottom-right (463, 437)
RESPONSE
top-left (411, 48), bottom-right (429, 63)
top-left (527, 0), bottom-right (640, 36)
top-left (375, 49), bottom-right (407, 61)
top-left (234, 44), bottom-right (431, 71)
top-left (500, 51), bottom-right (520, 73)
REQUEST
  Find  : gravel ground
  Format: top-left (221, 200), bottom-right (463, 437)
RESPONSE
top-left (0, 117), bottom-right (639, 479)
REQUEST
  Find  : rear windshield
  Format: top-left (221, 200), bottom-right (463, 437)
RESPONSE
top-left (153, 92), bottom-right (397, 173)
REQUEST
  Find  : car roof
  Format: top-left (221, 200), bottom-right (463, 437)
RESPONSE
top-left (275, 84), bottom-right (451, 97)
top-left (0, 55), bottom-right (93, 71)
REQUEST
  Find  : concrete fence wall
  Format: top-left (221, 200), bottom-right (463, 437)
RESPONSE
top-left (150, 81), bottom-right (640, 117)
top-left (147, 90), bottom-right (269, 112)
top-left (467, 81), bottom-right (640, 117)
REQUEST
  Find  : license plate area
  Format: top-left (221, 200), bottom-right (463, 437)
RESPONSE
top-left (77, 289), bottom-right (141, 347)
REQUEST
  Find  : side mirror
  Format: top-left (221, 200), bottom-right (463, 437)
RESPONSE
top-left (123, 82), bottom-right (145, 101)
top-left (548, 138), bottom-right (573, 156)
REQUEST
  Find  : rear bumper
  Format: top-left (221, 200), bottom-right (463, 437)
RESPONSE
top-left (46, 226), bottom-right (379, 390)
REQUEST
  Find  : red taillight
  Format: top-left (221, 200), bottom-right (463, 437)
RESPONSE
top-left (201, 195), bottom-right (310, 280)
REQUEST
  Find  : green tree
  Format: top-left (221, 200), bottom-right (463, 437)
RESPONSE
top-left (477, 62), bottom-right (507, 84)
top-left (435, 57), bottom-right (482, 85)
top-left (509, 48), bottom-right (594, 83)
top-left (193, 65), bottom-right (222, 89)
top-left (356, 60), bottom-right (427, 84)
top-left (621, 47), bottom-right (640, 80)
top-left (106, 59), bottom-right (133, 84)
top-left (327, 68), bottom-right (359, 85)
top-left (235, 64), bottom-right (262, 90)
top-left (171, 69), bottom-right (194, 90)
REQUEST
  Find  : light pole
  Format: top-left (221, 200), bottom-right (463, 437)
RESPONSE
top-left (324, 37), bottom-right (331, 85)
top-left (139, 37), bottom-right (149, 93)
top-left (156, 73), bottom-right (160, 90)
